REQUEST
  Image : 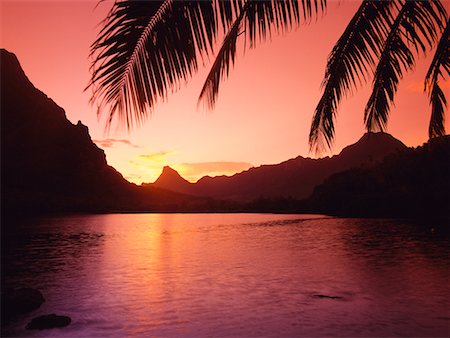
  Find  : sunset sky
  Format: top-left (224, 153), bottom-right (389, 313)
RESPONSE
top-left (1, 0), bottom-right (448, 184)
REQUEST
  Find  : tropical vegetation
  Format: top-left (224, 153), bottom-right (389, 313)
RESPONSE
top-left (88, 0), bottom-right (449, 153)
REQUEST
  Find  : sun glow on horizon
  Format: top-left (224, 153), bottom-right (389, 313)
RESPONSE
top-left (128, 159), bottom-right (253, 185)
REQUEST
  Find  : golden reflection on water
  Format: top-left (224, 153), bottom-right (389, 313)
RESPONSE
top-left (99, 213), bottom-right (310, 335)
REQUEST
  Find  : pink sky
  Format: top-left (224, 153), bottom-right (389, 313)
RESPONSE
top-left (1, 0), bottom-right (448, 183)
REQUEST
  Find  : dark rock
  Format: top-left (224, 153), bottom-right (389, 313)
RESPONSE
top-left (1, 288), bottom-right (45, 320)
top-left (313, 294), bottom-right (343, 300)
top-left (26, 314), bottom-right (71, 330)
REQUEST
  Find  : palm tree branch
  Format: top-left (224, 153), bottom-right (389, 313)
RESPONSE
top-left (198, 2), bottom-right (248, 110)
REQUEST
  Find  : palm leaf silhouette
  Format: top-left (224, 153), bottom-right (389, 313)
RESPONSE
top-left (309, 0), bottom-right (394, 153)
top-left (198, 2), bottom-right (247, 110)
top-left (198, 0), bottom-right (325, 109)
top-left (364, 0), bottom-right (446, 133)
top-left (89, 0), bottom-right (448, 152)
top-left (87, 0), bottom-right (238, 129)
top-left (425, 19), bottom-right (449, 138)
top-left (310, 0), bottom-right (447, 153)
top-left (88, 0), bottom-right (325, 128)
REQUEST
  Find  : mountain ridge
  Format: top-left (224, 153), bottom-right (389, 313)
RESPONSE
top-left (148, 131), bottom-right (407, 201)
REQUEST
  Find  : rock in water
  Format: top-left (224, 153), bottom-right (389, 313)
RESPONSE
top-left (1, 288), bottom-right (45, 319)
top-left (313, 294), bottom-right (343, 300)
top-left (26, 314), bottom-right (71, 330)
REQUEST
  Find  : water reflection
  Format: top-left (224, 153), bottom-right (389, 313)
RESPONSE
top-left (2, 214), bottom-right (449, 337)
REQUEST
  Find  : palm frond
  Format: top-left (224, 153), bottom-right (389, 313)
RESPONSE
top-left (364, 0), bottom-right (447, 133)
top-left (428, 83), bottom-right (447, 137)
top-left (88, 0), bottom-right (241, 130)
top-left (425, 18), bottom-right (449, 138)
top-left (309, 0), bottom-right (394, 154)
top-left (245, 0), bottom-right (326, 47)
top-left (198, 0), bottom-right (326, 109)
top-left (198, 3), bottom-right (247, 110)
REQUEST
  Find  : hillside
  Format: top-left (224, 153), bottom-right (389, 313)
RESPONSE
top-left (309, 135), bottom-right (450, 220)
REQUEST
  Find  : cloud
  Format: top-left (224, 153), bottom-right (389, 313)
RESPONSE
top-left (172, 161), bottom-right (253, 182)
top-left (128, 149), bottom-right (253, 183)
top-left (128, 155), bottom-right (253, 183)
top-left (136, 151), bottom-right (175, 163)
top-left (128, 151), bottom-right (176, 183)
top-left (93, 138), bottom-right (141, 149)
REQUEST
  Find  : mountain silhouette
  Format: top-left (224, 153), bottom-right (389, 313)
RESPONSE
top-left (1, 49), bottom-right (203, 215)
top-left (147, 132), bottom-right (407, 201)
top-left (2, 49), bottom-right (446, 219)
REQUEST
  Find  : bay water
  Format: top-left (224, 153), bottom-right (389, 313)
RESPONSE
top-left (2, 213), bottom-right (448, 337)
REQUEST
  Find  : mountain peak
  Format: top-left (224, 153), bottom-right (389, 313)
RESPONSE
top-left (1, 49), bottom-right (19, 67)
top-left (158, 166), bottom-right (185, 181)
top-left (1, 49), bottom-right (36, 93)
top-left (161, 165), bottom-right (178, 174)
top-left (338, 132), bottom-right (407, 163)
top-left (360, 131), bottom-right (402, 142)
top-left (1, 49), bottom-right (20, 66)
top-left (153, 166), bottom-right (192, 194)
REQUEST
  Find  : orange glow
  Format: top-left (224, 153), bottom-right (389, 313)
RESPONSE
top-left (1, 1), bottom-right (448, 184)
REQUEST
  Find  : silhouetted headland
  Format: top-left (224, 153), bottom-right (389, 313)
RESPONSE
top-left (1, 49), bottom-right (209, 218)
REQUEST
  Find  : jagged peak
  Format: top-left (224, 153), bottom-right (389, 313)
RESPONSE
top-left (161, 165), bottom-right (178, 174)
top-left (1, 48), bottom-right (19, 65)
top-left (1, 49), bottom-right (35, 91)
top-left (154, 166), bottom-right (190, 184)
top-left (158, 166), bottom-right (186, 180)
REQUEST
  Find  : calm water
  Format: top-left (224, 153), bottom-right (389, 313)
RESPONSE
top-left (2, 213), bottom-right (449, 337)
